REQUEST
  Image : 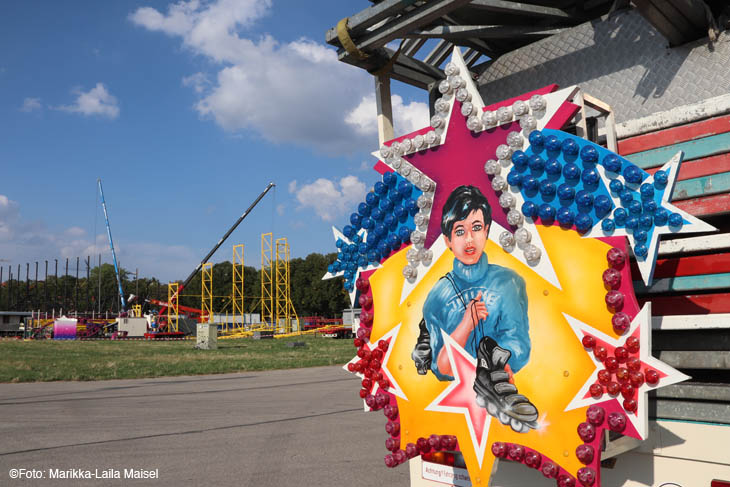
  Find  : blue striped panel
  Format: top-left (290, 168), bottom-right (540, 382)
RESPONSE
top-left (635, 272), bottom-right (730, 294)
top-left (672, 171), bottom-right (730, 201)
top-left (625, 132), bottom-right (730, 169)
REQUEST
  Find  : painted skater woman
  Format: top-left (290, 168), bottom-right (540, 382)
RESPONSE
top-left (413, 185), bottom-right (539, 432)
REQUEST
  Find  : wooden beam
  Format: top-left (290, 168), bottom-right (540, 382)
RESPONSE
top-left (470, 0), bottom-right (577, 21)
top-left (646, 153), bottom-right (730, 183)
top-left (375, 75), bottom-right (394, 146)
top-left (619, 114), bottom-right (730, 156)
top-left (651, 313), bottom-right (730, 330)
top-left (406, 24), bottom-right (566, 39)
top-left (624, 132), bottom-right (730, 169)
top-left (325, 0), bottom-right (419, 45)
top-left (643, 293), bottom-right (730, 316)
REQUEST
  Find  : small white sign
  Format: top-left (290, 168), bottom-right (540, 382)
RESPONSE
top-left (421, 461), bottom-right (471, 487)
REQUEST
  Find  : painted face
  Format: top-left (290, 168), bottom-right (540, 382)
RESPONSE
top-left (444, 209), bottom-right (489, 265)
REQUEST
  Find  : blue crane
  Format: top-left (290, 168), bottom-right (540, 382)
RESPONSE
top-left (98, 178), bottom-right (126, 312)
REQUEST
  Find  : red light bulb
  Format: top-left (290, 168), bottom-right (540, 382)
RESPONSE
top-left (608, 411), bottom-right (627, 432)
top-left (378, 340), bottom-right (389, 351)
top-left (581, 335), bottom-right (596, 349)
top-left (577, 422), bottom-right (596, 442)
top-left (627, 356), bottom-right (641, 371)
top-left (541, 462), bottom-right (558, 478)
top-left (645, 368), bottom-right (660, 385)
top-left (577, 467), bottom-right (596, 486)
top-left (491, 442), bottom-right (507, 457)
top-left (604, 356), bottom-right (618, 372)
top-left (605, 290), bottom-right (624, 310)
top-left (586, 405), bottom-right (605, 425)
top-left (405, 443), bottom-right (418, 458)
top-left (508, 444), bottom-right (525, 462)
top-left (615, 367), bottom-right (629, 383)
top-left (384, 454), bottom-right (396, 468)
top-left (607, 247), bottom-right (626, 269)
top-left (575, 444), bottom-right (594, 464)
top-left (417, 437), bottom-right (430, 453)
top-left (589, 383), bottom-right (603, 399)
top-left (629, 371), bottom-right (644, 387)
top-left (623, 398), bottom-right (637, 412)
top-left (524, 450), bottom-right (541, 468)
top-left (602, 268), bottom-right (622, 289)
top-left (612, 312), bottom-right (631, 335)
top-left (626, 335), bottom-right (640, 353)
top-left (558, 474), bottom-right (576, 487)
top-left (593, 345), bottom-right (608, 361)
top-left (597, 369), bottom-right (611, 385)
top-left (606, 381), bottom-right (620, 396)
top-left (614, 346), bottom-right (628, 362)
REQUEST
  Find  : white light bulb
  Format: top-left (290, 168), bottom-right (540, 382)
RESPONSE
top-left (507, 209), bottom-right (523, 226)
top-left (401, 138), bottom-right (413, 153)
top-left (390, 157), bottom-right (402, 169)
top-left (408, 170), bottom-right (421, 186)
top-left (496, 144), bottom-right (513, 160)
top-left (529, 94), bottom-right (546, 111)
top-left (425, 130), bottom-right (439, 145)
top-left (430, 115), bottom-right (444, 128)
top-left (496, 106), bottom-right (513, 122)
top-left (444, 62), bottom-right (459, 76)
top-left (484, 159), bottom-right (500, 176)
top-left (380, 145), bottom-right (393, 159)
top-left (418, 248), bottom-right (433, 266)
top-left (399, 163), bottom-right (411, 177)
top-left (491, 175), bottom-right (507, 192)
top-left (435, 98), bottom-right (449, 114)
top-left (499, 192), bottom-right (516, 208)
top-left (524, 244), bottom-right (541, 263)
top-left (438, 80), bottom-right (451, 94)
top-left (466, 115), bottom-right (482, 131)
top-left (461, 101), bottom-right (475, 117)
top-left (406, 248), bottom-right (420, 264)
top-left (391, 141), bottom-right (402, 156)
top-left (512, 100), bottom-right (529, 117)
top-left (455, 88), bottom-right (471, 102)
top-left (482, 111), bottom-right (497, 127)
top-left (417, 195), bottom-right (432, 209)
top-left (413, 134), bottom-right (425, 149)
top-left (507, 131), bottom-right (523, 149)
top-left (414, 213), bottom-right (428, 228)
top-left (402, 264), bottom-right (417, 280)
top-left (520, 115), bottom-right (537, 131)
top-left (515, 227), bottom-right (531, 245)
top-left (418, 179), bottom-right (433, 193)
top-left (499, 231), bottom-right (515, 249)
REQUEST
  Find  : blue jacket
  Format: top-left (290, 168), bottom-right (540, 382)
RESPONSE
top-left (422, 253), bottom-right (531, 380)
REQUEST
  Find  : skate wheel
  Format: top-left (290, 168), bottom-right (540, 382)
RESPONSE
top-left (498, 412), bottom-right (511, 425)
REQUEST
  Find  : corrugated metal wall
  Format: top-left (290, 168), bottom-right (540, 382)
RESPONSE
top-left (478, 9), bottom-right (730, 124)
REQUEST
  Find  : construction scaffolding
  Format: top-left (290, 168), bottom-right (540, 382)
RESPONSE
top-left (274, 238), bottom-right (299, 334)
top-left (260, 232), bottom-right (274, 329)
top-left (232, 244), bottom-right (245, 331)
top-left (167, 282), bottom-right (179, 332)
top-left (201, 263), bottom-right (213, 323)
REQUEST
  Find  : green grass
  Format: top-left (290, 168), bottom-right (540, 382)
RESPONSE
top-left (0, 335), bottom-right (356, 383)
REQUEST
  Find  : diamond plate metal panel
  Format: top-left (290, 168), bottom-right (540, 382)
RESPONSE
top-left (477, 9), bottom-right (730, 124)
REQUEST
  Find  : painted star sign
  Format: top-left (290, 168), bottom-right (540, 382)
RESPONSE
top-left (330, 47), bottom-right (715, 487)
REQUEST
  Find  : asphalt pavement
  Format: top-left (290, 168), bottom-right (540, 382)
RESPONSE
top-left (0, 365), bottom-right (409, 487)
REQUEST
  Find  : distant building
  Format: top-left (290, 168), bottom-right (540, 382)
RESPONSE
top-left (0, 311), bottom-right (31, 337)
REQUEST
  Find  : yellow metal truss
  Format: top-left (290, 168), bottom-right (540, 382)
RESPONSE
top-left (232, 244), bottom-right (245, 331)
top-left (201, 262), bottom-right (213, 323)
top-left (275, 237), bottom-right (300, 335)
top-left (260, 232), bottom-right (274, 329)
top-left (167, 282), bottom-right (179, 333)
top-left (132, 304), bottom-right (142, 318)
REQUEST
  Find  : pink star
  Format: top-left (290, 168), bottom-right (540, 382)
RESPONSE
top-left (425, 332), bottom-right (492, 467)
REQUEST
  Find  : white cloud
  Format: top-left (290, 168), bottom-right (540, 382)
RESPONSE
top-left (182, 72), bottom-right (210, 93)
top-left (55, 83), bottom-right (120, 119)
top-left (20, 97), bottom-right (42, 112)
top-left (130, 0), bottom-right (378, 155)
top-left (345, 93), bottom-right (429, 138)
top-left (290, 175), bottom-right (367, 221)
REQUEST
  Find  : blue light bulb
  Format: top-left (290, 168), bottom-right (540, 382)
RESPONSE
top-left (361, 217), bottom-right (374, 230)
top-left (358, 242), bottom-right (368, 254)
top-left (619, 190), bottom-right (634, 206)
top-left (528, 130), bottom-right (544, 147)
top-left (358, 202), bottom-right (371, 217)
top-left (397, 180), bottom-right (413, 197)
top-left (609, 179), bottom-right (624, 194)
top-left (388, 189), bottom-right (402, 204)
top-left (557, 207), bottom-right (575, 225)
top-left (575, 213), bottom-right (593, 231)
top-left (528, 154), bottom-right (546, 172)
top-left (545, 159), bottom-right (562, 175)
top-left (358, 256), bottom-right (368, 267)
top-left (387, 233), bottom-right (401, 249)
top-left (654, 208), bottom-right (669, 226)
top-left (512, 150), bottom-right (529, 170)
top-left (383, 214), bottom-right (395, 228)
top-left (594, 195), bottom-right (613, 217)
top-left (368, 250), bottom-right (379, 263)
top-left (545, 135), bottom-right (561, 152)
top-left (377, 240), bottom-right (390, 256)
top-left (643, 200), bottom-right (657, 214)
top-left (581, 167), bottom-right (600, 186)
top-left (350, 213), bottom-right (362, 228)
top-left (601, 218), bottom-right (615, 232)
top-left (603, 154), bottom-right (622, 173)
top-left (634, 244), bottom-right (648, 258)
top-left (539, 180), bottom-right (557, 199)
top-left (335, 238), bottom-right (344, 249)
top-left (405, 198), bottom-right (418, 216)
top-left (374, 181), bottom-right (387, 195)
top-left (507, 170), bottom-right (523, 187)
top-left (668, 212), bottom-right (684, 228)
top-left (640, 183), bottom-right (655, 200)
top-left (371, 207), bottom-right (384, 222)
top-left (522, 176), bottom-right (540, 193)
top-left (538, 203), bottom-right (556, 222)
top-left (575, 190), bottom-right (594, 208)
top-left (383, 171), bottom-right (397, 187)
top-left (352, 233), bottom-right (362, 244)
top-left (557, 184), bottom-right (576, 202)
top-left (398, 226), bottom-right (412, 242)
top-left (562, 162), bottom-right (581, 180)
top-left (580, 145), bottom-right (599, 164)
top-left (522, 201), bottom-right (538, 219)
top-left (561, 138), bottom-right (579, 156)
top-left (614, 208), bottom-right (627, 226)
top-left (343, 225), bottom-right (355, 239)
top-left (623, 164), bottom-right (643, 184)
top-left (633, 229), bottom-right (648, 243)
top-left (366, 192), bottom-right (380, 207)
top-left (625, 216), bottom-right (639, 230)
top-left (639, 214), bottom-right (653, 230)
top-left (374, 223), bottom-right (386, 236)
top-left (337, 252), bottom-right (344, 261)
top-left (628, 200), bottom-right (642, 215)
top-left (654, 170), bottom-right (668, 188)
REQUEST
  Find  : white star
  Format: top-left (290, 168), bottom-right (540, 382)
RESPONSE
top-left (563, 303), bottom-right (689, 440)
top-left (586, 151), bottom-right (716, 286)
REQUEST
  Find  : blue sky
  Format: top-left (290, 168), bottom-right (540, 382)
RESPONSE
top-left (0, 0), bottom-right (429, 281)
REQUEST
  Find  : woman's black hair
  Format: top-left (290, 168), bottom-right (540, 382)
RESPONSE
top-left (440, 185), bottom-right (492, 237)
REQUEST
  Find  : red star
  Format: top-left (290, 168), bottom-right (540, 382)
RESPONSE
top-left (425, 333), bottom-right (492, 466)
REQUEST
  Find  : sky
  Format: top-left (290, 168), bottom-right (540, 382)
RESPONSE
top-left (0, 0), bottom-right (430, 282)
